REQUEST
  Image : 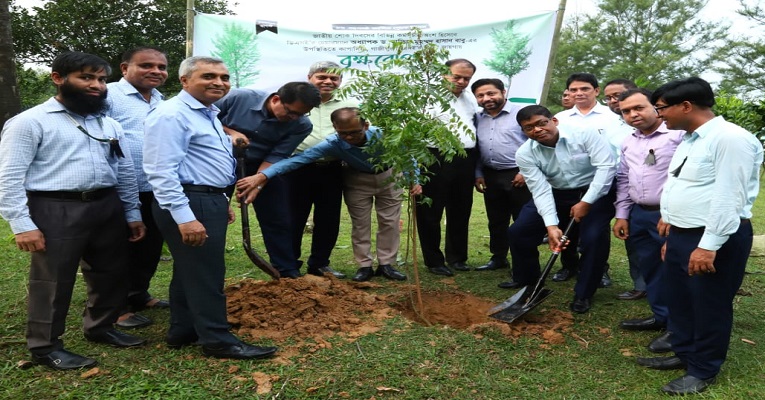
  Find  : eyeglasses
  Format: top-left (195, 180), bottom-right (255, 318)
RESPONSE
top-left (604, 93), bottom-right (623, 102)
top-left (521, 119), bottom-right (551, 133)
top-left (654, 104), bottom-right (675, 113)
top-left (281, 102), bottom-right (309, 118)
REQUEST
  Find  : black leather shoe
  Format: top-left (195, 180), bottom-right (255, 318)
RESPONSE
top-left (498, 280), bottom-right (524, 289)
top-left (449, 262), bottom-right (471, 271)
top-left (619, 316), bottom-right (666, 331)
top-left (648, 331), bottom-right (673, 353)
top-left (552, 267), bottom-right (577, 282)
top-left (474, 259), bottom-right (509, 271)
top-left (115, 313), bottom-right (153, 329)
top-left (661, 374), bottom-right (715, 395)
top-left (202, 341), bottom-right (278, 360)
top-left (615, 290), bottom-right (647, 300)
top-left (599, 271), bottom-right (612, 288)
top-left (147, 299), bottom-right (170, 309)
top-left (428, 265), bottom-right (454, 277)
top-left (569, 297), bottom-right (591, 313)
top-left (308, 266), bottom-right (346, 279)
top-left (31, 349), bottom-right (97, 370)
top-left (636, 355), bottom-right (686, 370)
top-left (166, 333), bottom-right (200, 349)
top-left (280, 269), bottom-right (303, 279)
top-left (376, 264), bottom-right (407, 281)
top-left (352, 267), bottom-right (374, 282)
top-left (84, 329), bottom-right (146, 347)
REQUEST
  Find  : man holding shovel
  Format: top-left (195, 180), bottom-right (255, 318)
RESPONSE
top-left (501, 105), bottom-right (616, 314)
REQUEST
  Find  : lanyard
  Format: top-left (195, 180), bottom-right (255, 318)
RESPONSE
top-left (64, 113), bottom-right (125, 158)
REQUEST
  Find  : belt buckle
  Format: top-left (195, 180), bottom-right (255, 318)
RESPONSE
top-left (81, 190), bottom-right (98, 201)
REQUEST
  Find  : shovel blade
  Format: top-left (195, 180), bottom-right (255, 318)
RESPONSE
top-left (488, 288), bottom-right (554, 324)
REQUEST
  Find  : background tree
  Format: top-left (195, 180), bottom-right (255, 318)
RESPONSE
top-left (484, 21), bottom-right (531, 87)
top-left (715, 0), bottom-right (765, 98)
top-left (546, 0), bottom-right (727, 107)
top-left (211, 22), bottom-right (260, 88)
top-left (0, 0), bottom-right (20, 126)
top-left (11, 0), bottom-right (232, 96)
top-left (16, 65), bottom-right (54, 110)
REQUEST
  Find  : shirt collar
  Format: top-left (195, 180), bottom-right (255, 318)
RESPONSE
top-left (114, 78), bottom-right (164, 101)
top-left (178, 90), bottom-right (220, 113)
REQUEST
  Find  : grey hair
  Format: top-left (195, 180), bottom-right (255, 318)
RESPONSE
top-left (179, 56), bottom-right (226, 78)
top-left (308, 61), bottom-right (342, 76)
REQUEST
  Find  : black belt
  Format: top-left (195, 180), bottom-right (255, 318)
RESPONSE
top-left (638, 204), bottom-right (661, 211)
top-left (182, 184), bottom-right (228, 194)
top-left (483, 166), bottom-right (520, 173)
top-left (27, 187), bottom-right (115, 202)
top-left (670, 219), bottom-right (750, 234)
top-left (552, 186), bottom-right (589, 196)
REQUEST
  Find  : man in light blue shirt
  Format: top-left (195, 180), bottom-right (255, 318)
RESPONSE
top-left (144, 56), bottom-right (277, 360)
top-left (0, 51), bottom-right (146, 370)
top-left (105, 46), bottom-right (169, 329)
top-left (635, 77), bottom-right (762, 396)
top-left (502, 105), bottom-right (616, 314)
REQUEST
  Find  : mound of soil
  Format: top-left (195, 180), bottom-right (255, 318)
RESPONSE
top-left (224, 275), bottom-right (573, 360)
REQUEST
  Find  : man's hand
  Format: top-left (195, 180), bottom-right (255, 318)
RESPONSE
top-left (613, 218), bottom-right (629, 240)
top-left (657, 217), bottom-right (671, 237)
top-left (570, 201), bottom-right (591, 222)
top-left (224, 126), bottom-right (250, 148)
top-left (410, 184), bottom-right (422, 196)
top-left (512, 173), bottom-right (526, 188)
top-left (236, 173), bottom-right (268, 204)
top-left (474, 177), bottom-right (487, 193)
top-left (545, 225), bottom-right (570, 252)
top-left (688, 248), bottom-right (716, 276)
top-left (227, 206), bottom-right (236, 224)
top-left (178, 220), bottom-right (207, 246)
top-left (127, 221), bottom-right (147, 242)
top-left (15, 230), bottom-right (45, 252)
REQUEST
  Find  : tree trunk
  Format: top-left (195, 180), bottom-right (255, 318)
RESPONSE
top-left (0, 0), bottom-right (21, 127)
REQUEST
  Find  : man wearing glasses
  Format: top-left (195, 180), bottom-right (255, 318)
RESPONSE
top-left (238, 107), bottom-right (418, 282)
top-left (634, 77), bottom-right (762, 396)
top-left (216, 82), bottom-right (321, 278)
top-left (505, 105), bottom-right (616, 314)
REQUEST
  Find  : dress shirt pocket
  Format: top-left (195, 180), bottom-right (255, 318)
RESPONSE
top-left (676, 155), bottom-right (713, 182)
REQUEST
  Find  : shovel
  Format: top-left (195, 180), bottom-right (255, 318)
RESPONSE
top-left (488, 218), bottom-right (576, 323)
top-left (235, 141), bottom-right (280, 280)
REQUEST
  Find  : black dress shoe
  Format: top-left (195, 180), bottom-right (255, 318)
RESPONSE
top-left (31, 349), bottom-right (97, 370)
top-left (619, 316), bottom-right (666, 331)
top-left (115, 313), bottom-right (153, 329)
top-left (352, 267), bottom-right (374, 282)
top-left (474, 259), bottom-right (509, 271)
top-left (498, 280), bottom-right (524, 289)
top-left (428, 265), bottom-right (454, 277)
top-left (661, 374), bottom-right (715, 395)
top-left (449, 262), bottom-right (471, 271)
top-left (569, 297), bottom-right (591, 313)
top-left (636, 355), bottom-right (686, 370)
top-left (84, 329), bottom-right (146, 348)
top-left (202, 341), bottom-right (278, 360)
top-left (599, 271), bottom-right (612, 288)
top-left (166, 333), bottom-right (200, 349)
top-left (308, 266), bottom-right (346, 279)
top-left (552, 267), bottom-right (577, 282)
top-left (147, 299), bottom-right (170, 309)
top-left (648, 331), bottom-right (673, 353)
top-left (376, 264), bottom-right (407, 281)
top-left (615, 290), bottom-right (647, 300)
top-left (280, 269), bottom-right (303, 279)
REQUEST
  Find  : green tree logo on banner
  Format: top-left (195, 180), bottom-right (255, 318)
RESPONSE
top-left (211, 22), bottom-right (260, 88)
top-left (484, 21), bottom-right (531, 87)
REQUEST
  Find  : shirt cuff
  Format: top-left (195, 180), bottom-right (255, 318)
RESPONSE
top-left (615, 208), bottom-right (630, 220)
top-left (124, 210), bottom-right (142, 223)
top-left (697, 231), bottom-right (729, 251)
top-left (9, 217), bottom-right (39, 235)
top-left (170, 206), bottom-right (197, 225)
top-left (543, 214), bottom-right (559, 227)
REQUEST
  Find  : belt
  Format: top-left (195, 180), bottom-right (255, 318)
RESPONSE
top-left (27, 187), bottom-right (115, 202)
top-left (671, 218), bottom-right (750, 234)
top-left (483, 166), bottom-right (520, 173)
top-left (182, 184), bottom-right (228, 194)
top-left (637, 204), bottom-right (660, 211)
top-left (312, 160), bottom-right (340, 167)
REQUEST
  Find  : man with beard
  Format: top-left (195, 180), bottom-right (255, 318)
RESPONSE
top-left (106, 46), bottom-right (170, 329)
top-left (417, 58), bottom-right (479, 276)
top-left (635, 77), bottom-right (761, 395)
top-left (0, 51), bottom-right (147, 370)
top-left (286, 61), bottom-right (357, 279)
top-left (470, 78), bottom-right (531, 277)
top-left (216, 82), bottom-right (321, 278)
top-left (144, 56), bottom-right (277, 359)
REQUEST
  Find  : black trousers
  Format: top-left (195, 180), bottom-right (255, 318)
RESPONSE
top-left (125, 191), bottom-right (164, 309)
top-left (26, 190), bottom-right (129, 354)
top-left (482, 167), bottom-right (531, 262)
top-left (416, 148), bottom-right (477, 267)
top-left (153, 192), bottom-right (238, 346)
top-left (285, 161), bottom-right (343, 269)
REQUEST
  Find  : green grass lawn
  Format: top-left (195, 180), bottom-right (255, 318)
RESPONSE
top-left (1, 191), bottom-right (764, 399)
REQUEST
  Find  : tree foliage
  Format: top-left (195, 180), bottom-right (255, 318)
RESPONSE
top-left (1, 0), bottom-right (20, 126)
top-left (715, 0), bottom-right (765, 98)
top-left (16, 66), bottom-right (54, 110)
top-left (11, 0), bottom-right (232, 95)
top-left (484, 21), bottom-right (531, 85)
top-left (546, 0), bottom-right (728, 106)
top-left (211, 22), bottom-right (260, 88)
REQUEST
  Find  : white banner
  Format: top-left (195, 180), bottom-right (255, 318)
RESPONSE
top-left (193, 10), bottom-right (558, 104)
